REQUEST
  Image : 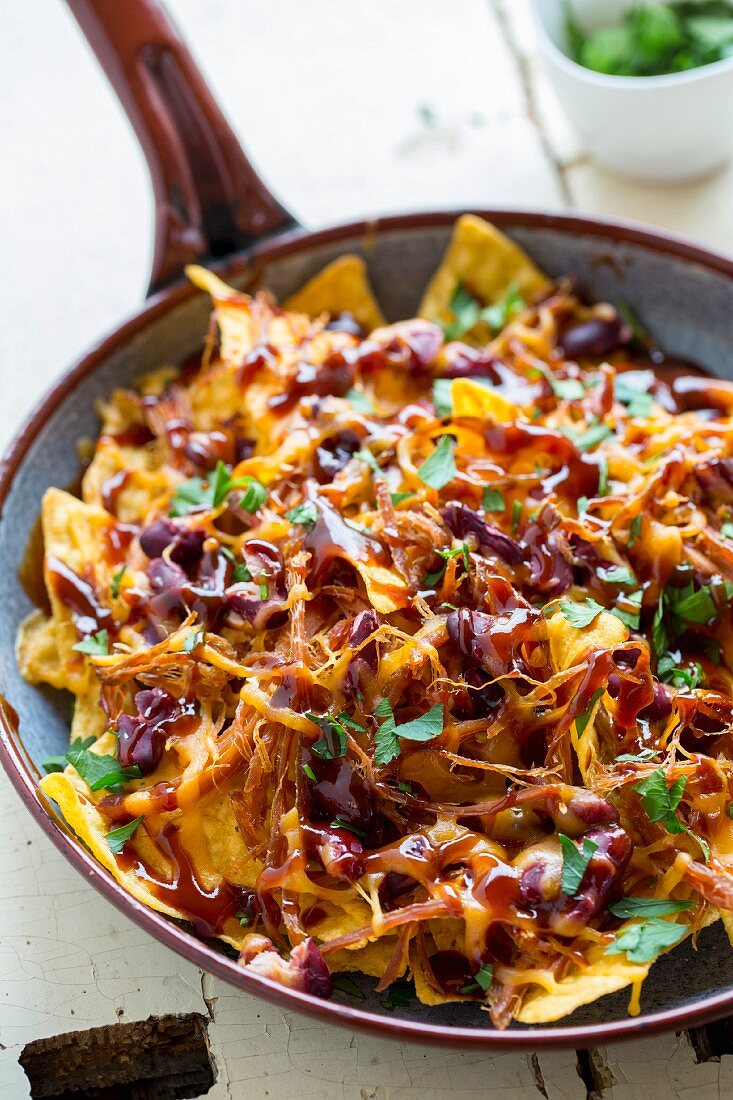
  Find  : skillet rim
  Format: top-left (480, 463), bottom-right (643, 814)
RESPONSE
top-left (3, 206), bottom-right (733, 1049)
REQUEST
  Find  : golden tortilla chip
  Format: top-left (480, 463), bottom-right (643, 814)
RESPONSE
top-left (285, 255), bottom-right (386, 332)
top-left (419, 214), bottom-right (550, 326)
top-left (451, 378), bottom-right (521, 423)
top-left (516, 952), bottom-right (650, 1023)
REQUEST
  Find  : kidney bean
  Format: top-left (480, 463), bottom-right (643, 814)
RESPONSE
top-left (560, 313), bottom-right (631, 359)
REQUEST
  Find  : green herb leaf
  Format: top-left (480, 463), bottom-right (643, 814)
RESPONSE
top-left (286, 501), bottom-right (318, 530)
top-left (232, 562), bottom-right (252, 583)
top-left (307, 712), bottom-right (348, 759)
top-left (482, 486), bottom-right (505, 512)
top-left (559, 833), bottom-right (599, 897)
top-left (73, 629), bottom-right (109, 656)
top-left (601, 565), bottom-right (636, 587)
top-left (356, 448), bottom-right (380, 474)
top-left (302, 763), bottom-right (317, 782)
top-left (390, 491), bottom-right (414, 506)
top-left (111, 565), bottom-right (126, 599)
top-left (170, 461), bottom-right (266, 516)
top-left (511, 499), bottom-right (522, 534)
top-left (610, 589), bottom-right (643, 631)
top-left (609, 896), bottom-right (693, 919)
top-left (628, 514), bottom-right (643, 548)
top-left (551, 376), bottom-right (585, 401)
top-left (559, 598), bottom-right (605, 629)
top-left (41, 754), bottom-right (68, 774)
top-left (574, 421), bottom-right (613, 452)
top-left (66, 739), bottom-right (140, 793)
top-left (576, 687), bottom-right (605, 738)
top-left (440, 283), bottom-right (481, 341)
top-left (432, 378), bottom-right (453, 417)
top-left (239, 478), bottom-right (267, 513)
top-left (616, 747), bottom-right (662, 764)
top-left (373, 699), bottom-right (444, 765)
top-left (106, 816), bottom-right (144, 855)
top-left (460, 962), bottom-right (494, 995)
top-left (236, 909), bottom-right (251, 927)
top-left (481, 283), bottom-right (525, 333)
top-left (417, 436), bottom-right (457, 491)
top-left (633, 768), bottom-right (687, 834)
top-left (345, 388), bottom-right (375, 414)
top-left (721, 521), bottom-right (733, 540)
top-left (657, 653), bottom-right (703, 690)
top-left (605, 917), bottom-right (686, 963)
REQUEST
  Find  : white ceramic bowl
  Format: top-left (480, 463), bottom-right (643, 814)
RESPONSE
top-left (529, 0), bottom-right (733, 182)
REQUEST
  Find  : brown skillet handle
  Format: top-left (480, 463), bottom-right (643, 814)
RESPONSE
top-left (66, 0), bottom-right (298, 295)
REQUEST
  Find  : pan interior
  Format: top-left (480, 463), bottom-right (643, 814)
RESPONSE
top-left (3, 217), bottom-right (733, 1035)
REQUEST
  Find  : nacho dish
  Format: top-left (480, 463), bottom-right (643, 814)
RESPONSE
top-left (18, 215), bottom-right (733, 1028)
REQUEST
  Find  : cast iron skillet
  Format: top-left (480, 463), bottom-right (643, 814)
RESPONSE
top-left (3, 0), bottom-right (733, 1050)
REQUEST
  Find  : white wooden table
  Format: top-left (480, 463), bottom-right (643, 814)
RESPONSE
top-left (3, 2), bottom-right (733, 1096)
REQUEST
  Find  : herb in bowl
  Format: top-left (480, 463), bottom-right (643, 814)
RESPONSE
top-left (566, 2), bottom-right (733, 77)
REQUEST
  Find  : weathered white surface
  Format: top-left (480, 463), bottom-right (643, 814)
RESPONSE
top-left (2, 1), bottom-right (733, 1096)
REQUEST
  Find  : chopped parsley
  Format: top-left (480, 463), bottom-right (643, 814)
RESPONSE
top-left (302, 763), bottom-right (317, 782)
top-left (609, 896), bottom-right (693, 919)
top-left (307, 712), bottom-right (350, 759)
top-left (576, 687), bottom-right (605, 737)
top-left (432, 378), bottom-right (453, 417)
top-left (605, 917), bottom-right (686, 964)
top-left (511, 499), bottom-right (522, 534)
top-left (610, 589), bottom-right (643, 631)
top-left (460, 963), bottom-right (494, 995)
top-left (482, 486), bottom-right (505, 512)
top-left (600, 564), bottom-right (636, 587)
top-left (381, 978), bottom-right (414, 1010)
top-left (439, 281), bottom-right (525, 341)
top-left (559, 597), bottom-right (604, 629)
top-left (106, 816), bottom-right (144, 855)
top-left (373, 699), bottom-right (444, 766)
top-left (390, 491), bottom-right (414, 506)
top-left (170, 461), bottom-right (266, 517)
top-left (657, 653), bottom-right (703, 690)
top-left (331, 818), bottom-right (367, 837)
top-left (628, 514), bottom-right (643, 547)
top-left (615, 747), bottom-right (662, 764)
top-left (43, 736), bottom-right (141, 794)
top-left (110, 565), bottom-right (126, 599)
top-left (417, 436), bottom-right (457, 490)
top-left (72, 629), bottom-right (109, 656)
top-left (633, 768), bottom-right (687, 834)
top-left (286, 501), bottom-right (318, 530)
top-left (559, 833), bottom-right (598, 896)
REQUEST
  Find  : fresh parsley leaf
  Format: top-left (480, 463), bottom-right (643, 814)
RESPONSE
top-left (336, 712), bottom-right (367, 733)
top-left (65, 740), bottom-right (141, 793)
top-left (615, 747), bottom-right (662, 764)
top-left (345, 388), bottom-right (375, 414)
top-left (481, 283), bottom-right (525, 333)
top-left (106, 816), bottom-right (144, 855)
top-left (600, 565), bottom-right (636, 587)
top-left (511, 499), bottom-right (522, 534)
top-left (577, 496), bottom-right (589, 515)
top-left (460, 963), bottom-right (494, 995)
top-left (373, 699), bottom-right (444, 766)
top-left (597, 456), bottom-right (609, 496)
top-left (610, 589), bottom-right (643, 631)
top-left (576, 687), bottom-right (605, 737)
top-left (390, 491), bottom-right (414, 506)
top-left (73, 629), bottom-right (109, 656)
top-left (559, 598), bottom-right (605, 629)
top-left (307, 712), bottom-right (348, 759)
top-left (615, 371), bottom-right (655, 417)
top-left (232, 562), bottom-right (252, 583)
top-left (550, 375), bottom-right (585, 401)
top-left (302, 763), bottom-right (317, 782)
top-left (574, 421), bottom-right (613, 452)
top-left (432, 378), bottom-right (453, 417)
top-left (286, 501), bottom-right (318, 530)
top-left (605, 917), bottom-right (686, 963)
top-left (721, 521), bottom-right (733, 540)
top-left (236, 909), bottom-right (252, 927)
top-left (110, 565), bottom-right (126, 599)
top-left (559, 833), bottom-right (598, 897)
top-left (652, 595), bottom-right (668, 657)
top-left (417, 436), bottom-right (457, 490)
top-left (170, 461), bottom-right (265, 516)
top-left (440, 283), bottom-right (481, 341)
top-left (356, 448), bottom-right (380, 473)
top-left (633, 768), bottom-right (687, 834)
top-left (609, 896), bottom-right (693, 919)
top-left (258, 581), bottom-right (269, 600)
top-left (482, 486), bottom-right (505, 512)
top-left (671, 585), bottom-right (718, 625)
top-left (657, 653), bottom-right (703, 690)
top-left (41, 753), bottom-right (68, 774)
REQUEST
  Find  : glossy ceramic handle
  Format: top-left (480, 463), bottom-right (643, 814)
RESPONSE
top-left (66, 0), bottom-right (298, 294)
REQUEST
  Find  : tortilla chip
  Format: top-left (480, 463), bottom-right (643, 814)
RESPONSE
top-left (355, 560), bottom-right (410, 614)
top-left (40, 771), bottom-right (183, 921)
top-left (451, 378), bottom-right (521, 423)
top-left (419, 214), bottom-right (551, 325)
top-left (547, 609), bottom-right (628, 672)
top-left (285, 255), bottom-right (386, 332)
top-left (516, 952), bottom-right (650, 1023)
